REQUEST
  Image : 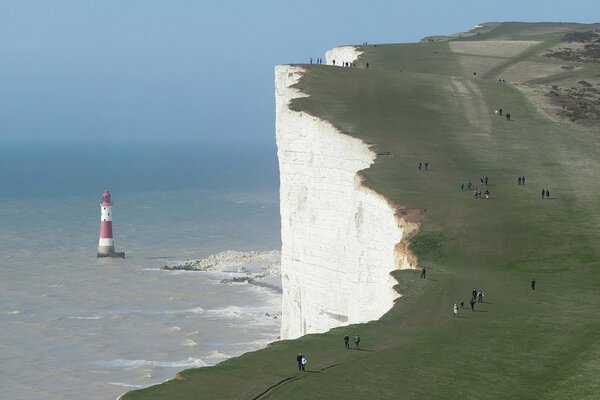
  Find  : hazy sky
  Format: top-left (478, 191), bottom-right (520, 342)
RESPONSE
top-left (1, 1), bottom-right (599, 145)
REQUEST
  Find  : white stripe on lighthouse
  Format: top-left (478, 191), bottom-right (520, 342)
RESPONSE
top-left (98, 238), bottom-right (114, 246)
top-left (101, 206), bottom-right (113, 221)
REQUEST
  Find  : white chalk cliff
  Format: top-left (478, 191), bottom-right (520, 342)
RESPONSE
top-left (275, 47), bottom-right (417, 340)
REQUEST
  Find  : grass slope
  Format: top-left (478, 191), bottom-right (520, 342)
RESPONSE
top-left (124, 22), bottom-right (600, 399)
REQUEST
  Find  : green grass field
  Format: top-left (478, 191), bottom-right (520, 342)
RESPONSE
top-left (124, 22), bottom-right (600, 399)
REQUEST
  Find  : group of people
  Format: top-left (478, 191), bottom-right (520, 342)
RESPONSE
top-left (454, 288), bottom-right (485, 316)
top-left (541, 189), bottom-right (551, 199)
top-left (295, 334), bottom-right (362, 371)
top-left (473, 188), bottom-right (490, 199)
top-left (344, 334), bottom-right (361, 349)
top-left (460, 180), bottom-right (473, 190)
top-left (517, 176), bottom-right (526, 185)
top-left (310, 58), bottom-right (369, 68)
top-left (418, 161), bottom-right (429, 171)
top-left (494, 108), bottom-right (512, 120)
top-left (296, 353), bottom-right (308, 371)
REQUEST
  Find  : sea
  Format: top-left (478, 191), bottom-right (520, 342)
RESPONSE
top-left (0, 141), bottom-right (282, 400)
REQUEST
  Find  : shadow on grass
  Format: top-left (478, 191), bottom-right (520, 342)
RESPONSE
top-left (355, 348), bottom-right (376, 352)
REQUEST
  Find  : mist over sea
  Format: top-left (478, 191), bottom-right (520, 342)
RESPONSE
top-left (0, 142), bottom-right (281, 400)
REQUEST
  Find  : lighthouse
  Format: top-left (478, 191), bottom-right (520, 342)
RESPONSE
top-left (97, 189), bottom-right (125, 258)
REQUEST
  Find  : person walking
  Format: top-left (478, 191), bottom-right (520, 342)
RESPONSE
top-left (418, 161), bottom-right (422, 170)
top-left (424, 162), bottom-right (429, 170)
top-left (468, 180), bottom-right (472, 190)
top-left (296, 353), bottom-right (303, 371)
top-left (301, 355), bottom-right (307, 371)
top-left (531, 278), bottom-right (536, 291)
top-left (460, 299), bottom-right (464, 309)
top-left (546, 189), bottom-right (550, 199)
top-left (518, 176), bottom-right (522, 185)
top-left (472, 288), bottom-right (478, 300)
top-left (470, 298), bottom-right (476, 311)
top-left (522, 176), bottom-right (526, 185)
top-left (453, 303), bottom-right (458, 317)
top-left (461, 182), bottom-right (464, 190)
top-left (484, 176), bottom-right (488, 186)
top-left (542, 189), bottom-right (545, 199)
top-left (344, 334), bottom-right (350, 349)
top-left (421, 267), bottom-right (426, 278)
top-left (354, 334), bottom-right (361, 350)
top-left (477, 291), bottom-right (484, 303)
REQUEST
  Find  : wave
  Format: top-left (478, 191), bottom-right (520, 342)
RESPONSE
top-left (158, 306), bottom-right (204, 315)
top-left (108, 382), bottom-right (145, 388)
top-left (98, 357), bottom-right (208, 368)
top-left (204, 305), bottom-right (244, 319)
top-left (68, 316), bottom-right (102, 320)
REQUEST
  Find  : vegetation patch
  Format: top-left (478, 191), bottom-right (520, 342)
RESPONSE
top-left (545, 31), bottom-right (600, 63)
top-left (545, 80), bottom-right (600, 125)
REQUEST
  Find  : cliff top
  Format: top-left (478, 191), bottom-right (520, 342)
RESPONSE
top-left (124, 22), bottom-right (600, 400)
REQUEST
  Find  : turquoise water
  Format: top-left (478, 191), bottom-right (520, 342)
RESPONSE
top-left (0, 142), bottom-right (281, 400)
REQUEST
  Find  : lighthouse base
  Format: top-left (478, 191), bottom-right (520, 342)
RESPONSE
top-left (97, 251), bottom-right (126, 259)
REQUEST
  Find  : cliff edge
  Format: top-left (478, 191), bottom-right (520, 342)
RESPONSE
top-left (275, 49), bottom-right (417, 340)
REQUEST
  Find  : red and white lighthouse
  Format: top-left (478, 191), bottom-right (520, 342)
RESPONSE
top-left (97, 189), bottom-right (125, 258)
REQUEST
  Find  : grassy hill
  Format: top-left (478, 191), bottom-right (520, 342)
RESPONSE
top-left (123, 22), bottom-right (600, 399)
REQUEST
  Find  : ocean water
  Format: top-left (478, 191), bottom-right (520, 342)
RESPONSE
top-left (0, 142), bottom-right (282, 400)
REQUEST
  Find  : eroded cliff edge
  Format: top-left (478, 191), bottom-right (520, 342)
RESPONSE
top-left (275, 48), bottom-right (418, 340)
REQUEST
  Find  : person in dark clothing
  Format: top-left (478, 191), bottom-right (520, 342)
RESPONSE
top-left (472, 288), bottom-right (478, 300)
top-left (424, 162), bottom-right (429, 170)
top-left (522, 176), bottom-right (526, 185)
top-left (421, 267), bottom-right (426, 278)
top-left (506, 113), bottom-right (511, 121)
top-left (296, 353), bottom-right (303, 371)
top-left (484, 176), bottom-right (488, 186)
top-left (542, 189), bottom-right (545, 199)
top-left (470, 298), bottom-right (476, 311)
top-left (354, 335), bottom-right (361, 350)
top-left (467, 181), bottom-right (472, 190)
top-left (477, 291), bottom-right (484, 303)
top-left (531, 278), bottom-right (536, 290)
top-left (461, 182), bottom-right (464, 190)
top-left (344, 334), bottom-right (350, 349)
top-left (518, 176), bottom-right (522, 185)
top-left (460, 299), bottom-right (464, 309)
top-left (546, 189), bottom-right (550, 198)
top-left (418, 161), bottom-right (422, 170)
top-left (499, 108), bottom-right (503, 116)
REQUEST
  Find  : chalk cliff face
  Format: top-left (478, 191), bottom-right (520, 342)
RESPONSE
top-left (275, 47), bottom-right (417, 340)
top-left (325, 45), bottom-right (364, 66)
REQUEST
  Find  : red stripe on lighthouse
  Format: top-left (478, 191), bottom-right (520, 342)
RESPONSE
top-left (100, 221), bottom-right (113, 238)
